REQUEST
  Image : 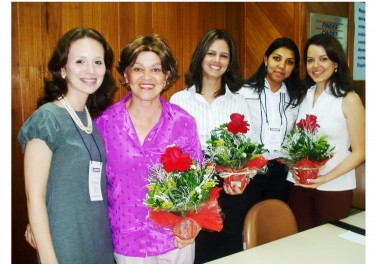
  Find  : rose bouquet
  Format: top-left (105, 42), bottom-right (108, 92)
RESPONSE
top-left (205, 113), bottom-right (267, 191)
top-left (145, 145), bottom-right (223, 240)
top-left (280, 114), bottom-right (335, 184)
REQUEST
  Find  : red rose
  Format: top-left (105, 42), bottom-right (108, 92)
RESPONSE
top-left (246, 156), bottom-right (268, 169)
top-left (296, 114), bottom-right (319, 134)
top-left (226, 113), bottom-right (250, 134)
top-left (160, 146), bottom-right (192, 173)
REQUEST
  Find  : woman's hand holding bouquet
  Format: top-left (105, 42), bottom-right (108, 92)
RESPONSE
top-left (205, 113), bottom-right (267, 194)
top-left (145, 145), bottom-right (223, 244)
top-left (280, 114), bottom-right (335, 187)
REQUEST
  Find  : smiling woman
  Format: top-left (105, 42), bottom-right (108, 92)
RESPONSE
top-left (170, 29), bottom-right (254, 263)
top-left (95, 34), bottom-right (203, 264)
top-left (287, 34), bottom-right (365, 232)
top-left (18, 27), bottom-right (116, 264)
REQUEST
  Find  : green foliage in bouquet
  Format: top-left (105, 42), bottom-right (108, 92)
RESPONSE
top-left (145, 146), bottom-right (218, 215)
top-left (281, 114), bottom-right (335, 164)
top-left (205, 113), bottom-right (265, 169)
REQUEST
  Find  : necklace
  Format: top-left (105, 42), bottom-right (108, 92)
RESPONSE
top-left (58, 95), bottom-right (93, 134)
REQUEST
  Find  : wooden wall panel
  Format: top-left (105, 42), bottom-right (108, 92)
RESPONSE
top-left (226, 3), bottom-right (244, 76)
top-left (153, 2), bottom-right (183, 99)
top-left (11, 2), bottom-right (363, 263)
top-left (198, 2), bottom-right (227, 34)
top-left (11, 4), bottom-right (31, 264)
top-left (18, 3), bottom-right (44, 119)
top-left (259, 2), bottom-right (295, 38)
top-left (11, 3), bottom-right (243, 263)
top-left (244, 2), bottom-right (297, 78)
top-left (180, 2), bottom-right (200, 87)
top-left (61, 2), bottom-right (80, 32)
top-left (134, 2), bottom-right (153, 35)
top-left (42, 3), bottom-right (64, 65)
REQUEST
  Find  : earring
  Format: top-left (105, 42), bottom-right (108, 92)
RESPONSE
top-left (61, 73), bottom-right (66, 79)
top-left (121, 78), bottom-right (131, 88)
top-left (335, 68), bottom-right (338, 73)
top-left (123, 82), bottom-right (130, 89)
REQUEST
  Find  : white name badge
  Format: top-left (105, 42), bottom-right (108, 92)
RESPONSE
top-left (263, 125), bottom-right (283, 150)
top-left (88, 161), bottom-right (103, 201)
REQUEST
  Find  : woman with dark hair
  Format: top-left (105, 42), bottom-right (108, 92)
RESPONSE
top-left (37, 28), bottom-right (116, 118)
top-left (239, 37), bottom-right (301, 209)
top-left (184, 29), bottom-right (244, 97)
top-left (170, 29), bottom-right (253, 263)
top-left (18, 27), bottom-right (116, 263)
top-left (171, 28), bottom-right (252, 147)
top-left (95, 34), bottom-right (202, 264)
top-left (287, 34), bottom-right (365, 231)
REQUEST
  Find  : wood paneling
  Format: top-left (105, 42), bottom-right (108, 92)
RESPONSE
top-left (11, 2), bottom-right (363, 263)
top-left (11, 2), bottom-right (243, 263)
top-left (244, 2), bottom-right (297, 78)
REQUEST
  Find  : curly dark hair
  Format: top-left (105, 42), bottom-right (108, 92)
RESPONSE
top-left (302, 33), bottom-right (353, 97)
top-left (185, 29), bottom-right (244, 97)
top-left (116, 34), bottom-right (178, 89)
top-left (37, 27), bottom-right (117, 118)
top-left (244, 37), bottom-right (301, 108)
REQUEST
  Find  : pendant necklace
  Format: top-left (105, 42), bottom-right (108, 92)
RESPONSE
top-left (58, 95), bottom-right (93, 134)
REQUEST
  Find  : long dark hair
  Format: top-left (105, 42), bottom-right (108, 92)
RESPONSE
top-left (185, 29), bottom-right (244, 97)
top-left (38, 27), bottom-right (116, 118)
top-left (302, 34), bottom-right (353, 97)
top-left (244, 37), bottom-right (301, 108)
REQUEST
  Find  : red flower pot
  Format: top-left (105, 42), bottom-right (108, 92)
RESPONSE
top-left (216, 166), bottom-right (252, 192)
top-left (297, 167), bottom-right (319, 184)
top-left (223, 173), bottom-right (249, 191)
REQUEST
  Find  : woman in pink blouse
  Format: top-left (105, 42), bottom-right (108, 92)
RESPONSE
top-left (95, 34), bottom-right (203, 264)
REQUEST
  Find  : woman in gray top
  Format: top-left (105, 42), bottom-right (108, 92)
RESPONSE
top-left (18, 27), bottom-right (116, 264)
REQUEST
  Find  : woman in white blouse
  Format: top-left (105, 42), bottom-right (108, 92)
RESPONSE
top-left (170, 29), bottom-right (253, 263)
top-left (287, 34), bottom-right (365, 231)
top-left (239, 38), bottom-right (301, 210)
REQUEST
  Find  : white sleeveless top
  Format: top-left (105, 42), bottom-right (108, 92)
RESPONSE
top-left (287, 85), bottom-right (356, 191)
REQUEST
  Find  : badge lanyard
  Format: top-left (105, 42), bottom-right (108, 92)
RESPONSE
top-left (259, 87), bottom-right (288, 149)
top-left (72, 117), bottom-right (104, 201)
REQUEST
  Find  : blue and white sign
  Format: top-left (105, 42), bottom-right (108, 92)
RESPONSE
top-left (353, 2), bottom-right (366, 81)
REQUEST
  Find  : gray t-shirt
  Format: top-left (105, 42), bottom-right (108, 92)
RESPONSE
top-left (18, 102), bottom-right (114, 264)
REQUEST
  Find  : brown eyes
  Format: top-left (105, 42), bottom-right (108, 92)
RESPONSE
top-left (273, 56), bottom-right (295, 65)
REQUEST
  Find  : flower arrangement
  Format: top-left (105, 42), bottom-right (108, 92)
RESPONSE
top-left (205, 113), bottom-right (267, 190)
top-left (145, 145), bottom-right (223, 239)
top-left (146, 145), bottom-right (218, 213)
top-left (205, 113), bottom-right (267, 169)
top-left (280, 114), bottom-right (335, 184)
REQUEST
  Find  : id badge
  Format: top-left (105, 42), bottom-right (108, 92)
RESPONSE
top-left (263, 124), bottom-right (283, 150)
top-left (89, 161), bottom-right (103, 201)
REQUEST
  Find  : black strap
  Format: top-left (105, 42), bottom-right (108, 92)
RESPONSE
top-left (329, 220), bottom-right (366, 236)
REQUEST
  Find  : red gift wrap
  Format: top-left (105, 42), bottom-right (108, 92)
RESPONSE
top-left (295, 157), bottom-right (332, 184)
top-left (148, 187), bottom-right (223, 240)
